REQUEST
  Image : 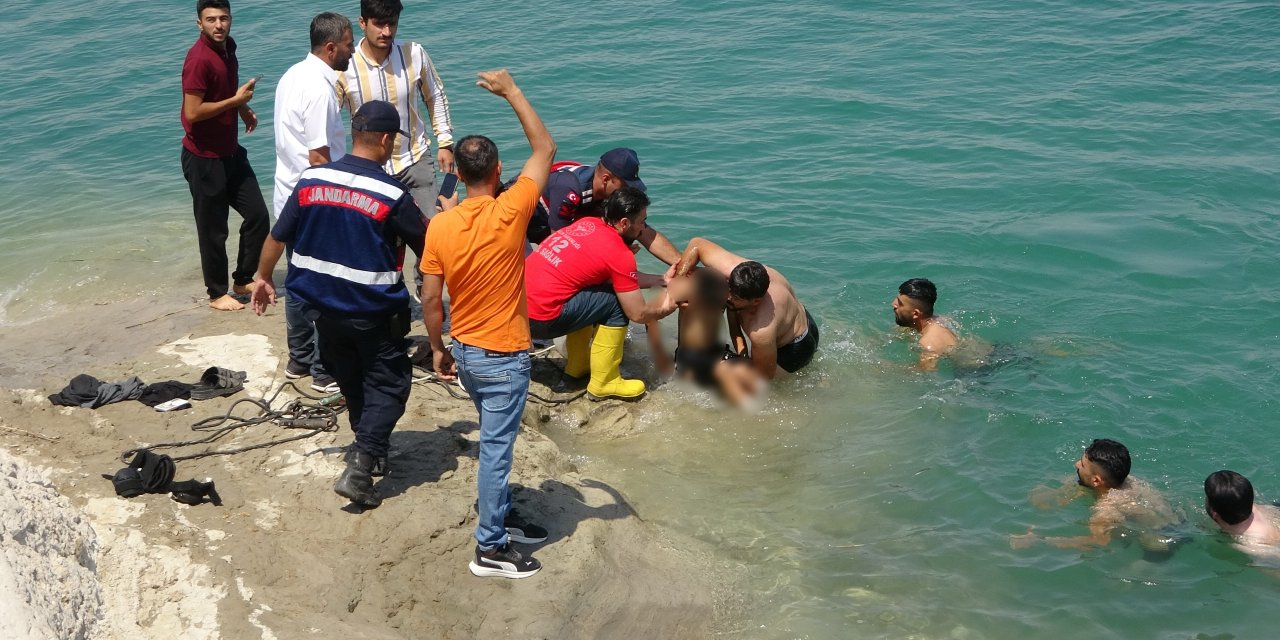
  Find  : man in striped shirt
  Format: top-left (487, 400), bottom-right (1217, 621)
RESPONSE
top-left (337, 0), bottom-right (454, 218)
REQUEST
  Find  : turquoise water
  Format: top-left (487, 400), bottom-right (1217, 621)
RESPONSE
top-left (4, 0), bottom-right (1280, 637)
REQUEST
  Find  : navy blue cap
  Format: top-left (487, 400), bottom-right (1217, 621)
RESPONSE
top-left (352, 100), bottom-right (409, 136)
top-left (599, 147), bottom-right (646, 192)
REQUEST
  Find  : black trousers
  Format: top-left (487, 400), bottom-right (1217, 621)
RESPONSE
top-left (313, 311), bottom-right (413, 458)
top-left (180, 146), bottom-right (270, 299)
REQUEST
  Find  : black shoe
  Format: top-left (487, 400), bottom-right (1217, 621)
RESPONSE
top-left (504, 512), bottom-right (548, 544)
top-left (311, 374), bottom-right (340, 394)
top-left (285, 359), bottom-right (309, 379)
top-left (468, 543), bottom-right (541, 579)
top-left (344, 448), bottom-right (387, 478)
top-left (471, 502), bottom-right (549, 544)
top-left (334, 451), bottom-right (381, 508)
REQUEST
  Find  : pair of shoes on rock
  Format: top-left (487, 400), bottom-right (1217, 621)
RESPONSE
top-left (466, 507), bottom-right (548, 578)
top-left (334, 450), bottom-right (381, 508)
top-left (190, 367), bottom-right (246, 401)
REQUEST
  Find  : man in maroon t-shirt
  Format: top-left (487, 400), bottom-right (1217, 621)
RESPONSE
top-left (180, 0), bottom-right (270, 311)
top-left (525, 187), bottom-right (676, 399)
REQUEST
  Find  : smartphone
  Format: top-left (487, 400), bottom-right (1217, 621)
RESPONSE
top-left (438, 173), bottom-right (459, 199)
top-left (249, 74), bottom-right (263, 84)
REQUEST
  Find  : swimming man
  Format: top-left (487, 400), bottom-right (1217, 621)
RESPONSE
top-left (1011, 438), bottom-right (1179, 551)
top-left (1204, 470), bottom-right (1280, 550)
top-left (893, 278), bottom-right (957, 371)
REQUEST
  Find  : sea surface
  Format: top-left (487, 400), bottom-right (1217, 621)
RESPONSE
top-left (3, 0), bottom-right (1279, 637)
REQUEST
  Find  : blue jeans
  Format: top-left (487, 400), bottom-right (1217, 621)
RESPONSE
top-left (451, 341), bottom-right (531, 550)
top-left (528, 284), bottom-right (627, 340)
top-left (283, 251), bottom-right (327, 377)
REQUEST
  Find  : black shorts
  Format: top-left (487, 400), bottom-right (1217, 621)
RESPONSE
top-left (674, 344), bottom-right (739, 387)
top-left (776, 310), bottom-right (819, 373)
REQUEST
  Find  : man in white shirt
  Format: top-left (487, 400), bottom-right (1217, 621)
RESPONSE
top-left (337, 0), bottom-right (455, 218)
top-left (272, 12), bottom-right (355, 392)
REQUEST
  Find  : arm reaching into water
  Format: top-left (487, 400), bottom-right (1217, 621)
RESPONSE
top-left (645, 320), bottom-right (674, 377)
top-left (1009, 512), bottom-right (1121, 550)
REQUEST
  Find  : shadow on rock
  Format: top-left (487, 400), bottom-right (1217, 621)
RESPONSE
top-left (374, 420), bottom-right (478, 501)
top-left (509, 477), bottom-right (635, 550)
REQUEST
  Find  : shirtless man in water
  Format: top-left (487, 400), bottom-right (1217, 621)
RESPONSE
top-left (673, 238), bottom-right (818, 379)
top-left (664, 268), bottom-right (765, 407)
top-left (893, 278), bottom-right (957, 371)
top-left (1011, 438), bottom-right (1180, 551)
top-left (1204, 470), bottom-right (1280, 552)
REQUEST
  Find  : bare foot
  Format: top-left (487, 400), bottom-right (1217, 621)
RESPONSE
top-left (209, 295), bottom-right (245, 311)
top-left (232, 282), bottom-right (257, 296)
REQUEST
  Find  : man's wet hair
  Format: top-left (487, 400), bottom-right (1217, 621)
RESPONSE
top-left (310, 12), bottom-right (352, 50)
top-left (729, 261), bottom-right (769, 300)
top-left (694, 268), bottom-right (728, 307)
top-left (1205, 470), bottom-right (1254, 525)
top-left (454, 135), bottom-right (499, 184)
top-left (602, 187), bottom-right (649, 225)
top-left (361, 0), bottom-right (402, 22)
top-left (198, 0), bottom-right (230, 14)
top-left (899, 278), bottom-right (937, 316)
top-left (1085, 438), bottom-right (1131, 488)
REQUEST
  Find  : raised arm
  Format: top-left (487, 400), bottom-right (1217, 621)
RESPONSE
top-left (476, 69), bottom-right (555, 191)
top-left (675, 237), bottom-right (748, 279)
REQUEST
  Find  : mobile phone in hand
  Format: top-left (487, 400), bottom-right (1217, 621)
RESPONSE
top-left (438, 172), bottom-right (459, 199)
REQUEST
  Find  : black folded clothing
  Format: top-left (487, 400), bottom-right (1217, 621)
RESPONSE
top-left (138, 381), bottom-right (194, 407)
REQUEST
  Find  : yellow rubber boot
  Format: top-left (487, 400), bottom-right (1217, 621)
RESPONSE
top-left (587, 325), bottom-right (646, 400)
top-left (563, 325), bottom-right (593, 379)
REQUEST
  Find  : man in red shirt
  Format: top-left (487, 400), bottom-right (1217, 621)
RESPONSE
top-left (525, 187), bottom-right (677, 399)
top-left (180, 0), bottom-right (270, 311)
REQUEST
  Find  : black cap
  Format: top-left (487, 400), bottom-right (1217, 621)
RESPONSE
top-left (599, 147), bottom-right (645, 192)
top-left (352, 100), bottom-right (409, 136)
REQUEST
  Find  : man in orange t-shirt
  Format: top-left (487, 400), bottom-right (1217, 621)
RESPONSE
top-left (419, 69), bottom-right (555, 580)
